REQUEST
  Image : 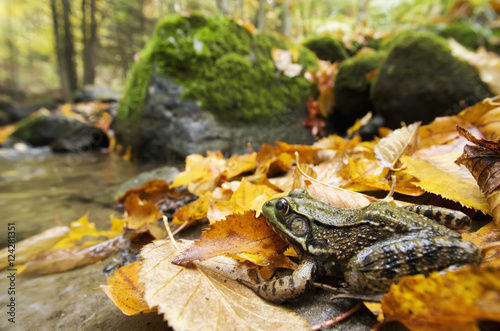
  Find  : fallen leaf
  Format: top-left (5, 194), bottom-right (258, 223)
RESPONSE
top-left (0, 124), bottom-right (17, 144)
top-left (305, 61), bottom-right (338, 116)
top-left (0, 226), bottom-right (69, 270)
top-left (116, 179), bottom-right (172, 204)
top-left (172, 211), bottom-right (289, 266)
top-left (456, 126), bottom-right (500, 224)
top-left (140, 239), bottom-right (310, 330)
top-left (346, 112), bottom-right (372, 137)
top-left (20, 234), bottom-right (128, 277)
top-left (401, 154), bottom-right (490, 213)
top-left (124, 194), bottom-right (166, 240)
top-left (271, 48), bottom-right (303, 77)
top-left (207, 179), bottom-right (280, 222)
top-left (381, 264), bottom-right (500, 330)
top-left (374, 122), bottom-right (421, 170)
top-left (462, 221), bottom-right (500, 264)
top-left (100, 261), bottom-right (158, 316)
top-left (172, 193), bottom-right (209, 226)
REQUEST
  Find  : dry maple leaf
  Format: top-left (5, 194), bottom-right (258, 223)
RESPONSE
top-left (374, 122), bottom-right (421, 171)
top-left (456, 126), bottom-right (500, 225)
top-left (381, 264), bottom-right (500, 330)
top-left (401, 154), bottom-right (490, 213)
top-left (100, 261), bottom-right (158, 316)
top-left (140, 239), bottom-right (310, 331)
top-left (172, 211), bottom-right (289, 266)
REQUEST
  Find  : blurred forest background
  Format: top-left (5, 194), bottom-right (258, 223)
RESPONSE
top-left (1, 0), bottom-right (498, 103)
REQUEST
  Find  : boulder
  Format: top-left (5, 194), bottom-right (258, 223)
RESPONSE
top-left (50, 125), bottom-right (109, 153)
top-left (115, 13), bottom-right (317, 162)
top-left (74, 85), bottom-right (122, 102)
top-left (371, 30), bottom-right (492, 128)
top-left (303, 36), bottom-right (348, 62)
top-left (334, 51), bottom-right (387, 121)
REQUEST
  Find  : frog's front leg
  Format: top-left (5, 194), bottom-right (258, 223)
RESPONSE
top-left (344, 235), bottom-right (481, 294)
top-left (238, 256), bottom-right (317, 303)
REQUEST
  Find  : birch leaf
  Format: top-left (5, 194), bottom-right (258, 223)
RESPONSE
top-left (140, 239), bottom-right (310, 331)
top-left (374, 122), bottom-right (421, 170)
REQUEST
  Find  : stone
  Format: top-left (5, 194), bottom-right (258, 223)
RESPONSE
top-left (50, 125), bottom-right (110, 153)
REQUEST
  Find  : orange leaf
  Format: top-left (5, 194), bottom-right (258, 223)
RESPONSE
top-left (100, 261), bottom-right (158, 316)
top-left (124, 194), bottom-right (165, 239)
top-left (462, 221), bottom-right (500, 264)
top-left (172, 211), bottom-right (289, 266)
top-left (171, 193), bottom-right (209, 226)
top-left (382, 264), bottom-right (500, 329)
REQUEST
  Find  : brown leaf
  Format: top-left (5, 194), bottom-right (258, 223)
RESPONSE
top-left (374, 122), bottom-right (421, 170)
top-left (20, 234), bottom-right (127, 277)
top-left (456, 126), bottom-right (500, 224)
top-left (0, 226), bottom-right (69, 270)
top-left (381, 264), bottom-right (500, 329)
top-left (172, 211), bottom-right (289, 266)
top-left (123, 194), bottom-right (166, 239)
top-left (100, 261), bottom-right (158, 316)
top-left (140, 240), bottom-right (310, 330)
top-left (117, 179), bottom-right (171, 204)
top-left (462, 221), bottom-right (500, 264)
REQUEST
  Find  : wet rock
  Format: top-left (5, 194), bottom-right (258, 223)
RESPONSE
top-left (50, 125), bottom-right (109, 153)
top-left (371, 30), bottom-right (492, 128)
top-left (74, 85), bottom-right (122, 102)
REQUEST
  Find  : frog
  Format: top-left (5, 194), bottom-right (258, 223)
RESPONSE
top-left (240, 189), bottom-right (481, 303)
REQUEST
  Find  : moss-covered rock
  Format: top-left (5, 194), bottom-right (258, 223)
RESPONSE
top-left (116, 13), bottom-right (316, 128)
top-left (303, 36), bottom-right (348, 63)
top-left (439, 22), bottom-right (483, 50)
top-left (371, 30), bottom-right (491, 128)
top-left (334, 51), bottom-right (387, 120)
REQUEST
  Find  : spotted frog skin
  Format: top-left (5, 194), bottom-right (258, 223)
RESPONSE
top-left (241, 189), bottom-right (481, 302)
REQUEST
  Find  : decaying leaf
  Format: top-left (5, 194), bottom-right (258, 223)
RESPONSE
top-left (346, 112), bottom-right (372, 137)
top-left (140, 239), bottom-right (310, 331)
top-left (117, 179), bottom-right (172, 204)
top-left (462, 221), bottom-right (500, 264)
top-left (100, 261), bottom-right (158, 316)
top-left (456, 126), bottom-right (500, 224)
top-left (401, 154), bottom-right (490, 213)
top-left (20, 234), bottom-right (128, 277)
top-left (172, 211), bottom-right (289, 266)
top-left (172, 193), bottom-right (209, 226)
top-left (0, 226), bottom-right (69, 270)
top-left (374, 122), bottom-right (421, 170)
top-left (381, 264), bottom-right (500, 330)
top-left (305, 60), bottom-right (338, 117)
top-left (123, 194), bottom-right (166, 240)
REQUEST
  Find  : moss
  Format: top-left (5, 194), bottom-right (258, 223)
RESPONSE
top-left (371, 30), bottom-right (491, 128)
top-left (117, 13), bottom-right (316, 125)
top-left (303, 36), bottom-right (348, 63)
top-left (334, 51), bottom-right (387, 118)
top-left (439, 22), bottom-right (482, 50)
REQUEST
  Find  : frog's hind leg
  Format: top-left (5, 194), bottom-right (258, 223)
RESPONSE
top-left (403, 205), bottom-right (471, 232)
top-left (343, 235), bottom-right (481, 294)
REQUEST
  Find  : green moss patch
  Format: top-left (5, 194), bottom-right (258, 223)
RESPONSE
top-left (117, 13), bottom-right (316, 125)
top-left (303, 36), bottom-right (348, 63)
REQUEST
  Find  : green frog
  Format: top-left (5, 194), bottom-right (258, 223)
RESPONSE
top-left (240, 189), bottom-right (481, 302)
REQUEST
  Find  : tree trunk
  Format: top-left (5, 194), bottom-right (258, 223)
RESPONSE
top-left (216, 0), bottom-right (230, 15)
top-left (257, 0), bottom-right (266, 31)
top-left (51, 0), bottom-right (71, 101)
top-left (82, 0), bottom-right (97, 85)
top-left (62, 0), bottom-right (78, 92)
top-left (281, 0), bottom-right (292, 37)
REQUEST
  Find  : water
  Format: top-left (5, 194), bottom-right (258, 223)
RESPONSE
top-left (0, 148), bottom-right (157, 247)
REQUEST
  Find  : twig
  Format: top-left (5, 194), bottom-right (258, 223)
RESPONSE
top-left (311, 301), bottom-right (362, 330)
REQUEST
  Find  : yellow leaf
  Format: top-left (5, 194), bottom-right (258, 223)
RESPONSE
top-left (172, 193), bottom-right (209, 225)
top-left (374, 122), bottom-right (421, 170)
top-left (382, 264), bottom-right (500, 329)
top-left (401, 155), bottom-right (490, 213)
top-left (100, 261), bottom-right (158, 316)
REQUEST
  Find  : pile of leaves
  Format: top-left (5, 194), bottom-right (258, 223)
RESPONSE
top-left (3, 99), bottom-right (500, 330)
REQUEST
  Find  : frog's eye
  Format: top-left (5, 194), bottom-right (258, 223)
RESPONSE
top-left (275, 199), bottom-right (289, 214)
top-left (288, 217), bottom-right (308, 237)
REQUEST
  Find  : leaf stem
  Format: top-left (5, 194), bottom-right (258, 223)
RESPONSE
top-left (310, 301), bottom-right (362, 330)
top-left (163, 216), bottom-right (181, 252)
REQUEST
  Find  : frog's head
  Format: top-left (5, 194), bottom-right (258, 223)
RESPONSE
top-left (262, 188), bottom-right (314, 252)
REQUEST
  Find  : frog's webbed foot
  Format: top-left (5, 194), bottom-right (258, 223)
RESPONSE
top-left (238, 257), bottom-right (317, 303)
top-left (313, 282), bottom-right (383, 302)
